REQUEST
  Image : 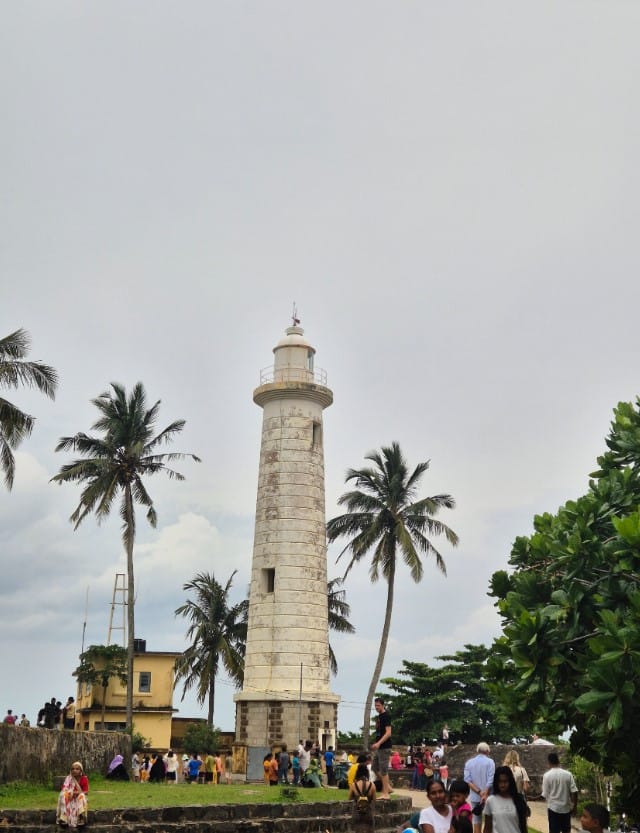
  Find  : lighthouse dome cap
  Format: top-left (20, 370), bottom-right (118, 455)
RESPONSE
top-left (274, 325), bottom-right (315, 353)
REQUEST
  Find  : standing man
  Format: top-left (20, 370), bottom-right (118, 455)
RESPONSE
top-left (62, 696), bottom-right (76, 730)
top-left (324, 746), bottom-right (335, 786)
top-left (371, 696), bottom-right (392, 800)
top-left (463, 742), bottom-right (495, 833)
top-left (298, 741), bottom-right (311, 778)
top-left (542, 752), bottom-right (578, 833)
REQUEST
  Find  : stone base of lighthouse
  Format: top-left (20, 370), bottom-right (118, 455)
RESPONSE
top-left (234, 692), bottom-right (340, 749)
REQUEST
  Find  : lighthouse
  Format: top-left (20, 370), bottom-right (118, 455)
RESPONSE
top-left (234, 320), bottom-right (339, 752)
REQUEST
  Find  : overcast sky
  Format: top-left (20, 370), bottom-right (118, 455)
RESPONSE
top-left (2, 1), bottom-right (639, 737)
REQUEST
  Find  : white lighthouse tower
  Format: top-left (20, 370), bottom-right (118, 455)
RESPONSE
top-left (234, 319), bottom-right (339, 751)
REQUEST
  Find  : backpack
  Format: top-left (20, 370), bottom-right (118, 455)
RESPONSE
top-left (357, 795), bottom-right (369, 814)
top-left (355, 782), bottom-right (370, 814)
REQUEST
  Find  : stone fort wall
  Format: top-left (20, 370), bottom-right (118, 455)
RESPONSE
top-left (0, 724), bottom-right (131, 784)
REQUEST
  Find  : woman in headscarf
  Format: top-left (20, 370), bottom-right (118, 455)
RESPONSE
top-left (56, 761), bottom-right (89, 828)
top-left (106, 754), bottom-right (129, 780)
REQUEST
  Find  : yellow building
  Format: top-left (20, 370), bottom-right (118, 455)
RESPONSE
top-left (75, 641), bottom-right (180, 748)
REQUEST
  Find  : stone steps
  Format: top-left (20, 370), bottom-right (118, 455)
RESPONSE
top-left (0, 796), bottom-right (412, 833)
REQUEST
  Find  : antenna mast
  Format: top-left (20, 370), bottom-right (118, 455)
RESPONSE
top-left (81, 586), bottom-right (89, 654)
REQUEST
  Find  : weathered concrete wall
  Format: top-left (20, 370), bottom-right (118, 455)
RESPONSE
top-left (0, 725), bottom-right (131, 784)
top-left (433, 743), bottom-right (564, 795)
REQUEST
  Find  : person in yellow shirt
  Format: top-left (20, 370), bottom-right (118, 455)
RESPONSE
top-left (348, 754), bottom-right (368, 787)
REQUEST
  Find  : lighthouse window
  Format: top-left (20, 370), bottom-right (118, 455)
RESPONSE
top-left (312, 422), bottom-right (322, 448)
top-left (262, 568), bottom-right (275, 593)
top-left (307, 350), bottom-right (314, 371)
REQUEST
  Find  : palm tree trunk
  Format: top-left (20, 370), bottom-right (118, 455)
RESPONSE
top-left (125, 486), bottom-right (135, 731)
top-left (362, 561), bottom-right (395, 748)
top-left (208, 676), bottom-right (215, 726)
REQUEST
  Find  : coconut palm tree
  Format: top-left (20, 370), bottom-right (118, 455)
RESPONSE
top-left (326, 442), bottom-right (458, 746)
top-left (0, 328), bottom-right (58, 490)
top-left (327, 576), bottom-right (355, 675)
top-left (174, 570), bottom-right (248, 726)
top-left (52, 382), bottom-right (200, 729)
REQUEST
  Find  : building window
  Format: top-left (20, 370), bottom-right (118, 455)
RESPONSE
top-left (312, 421), bottom-right (322, 448)
top-left (307, 350), bottom-right (314, 372)
top-left (139, 672), bottom-right (151, 693)
top-left (262, 568), bottom-right (275, 593)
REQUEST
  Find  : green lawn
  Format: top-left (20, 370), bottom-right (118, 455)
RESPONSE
top-left (0, 776), bottom-right (340, 811)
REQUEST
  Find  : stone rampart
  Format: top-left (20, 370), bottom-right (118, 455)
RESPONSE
top-left (394, 743), bottom-right (564, 795)
top-left (0, 725), bottom-right (131, 784)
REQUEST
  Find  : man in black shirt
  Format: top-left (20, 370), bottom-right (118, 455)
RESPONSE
top-left (371, 696), bottom-right (392, 799)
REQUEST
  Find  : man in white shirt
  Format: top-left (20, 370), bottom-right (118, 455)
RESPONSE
top-left (463, 742), bottom-right (495, 833)
top-left (542, 752), bottom-right (578, 833)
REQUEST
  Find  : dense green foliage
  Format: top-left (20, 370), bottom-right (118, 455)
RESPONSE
top-left (382, 644), bottom-right (527, 744)
top-left (488, 398), bottom-right (640, 816)
top-left (327, 442), bottom-right (458, 745)
top-left (182, 722), bottom-right (221, 755)
top-left (0, 328), bottom-right (57, 490)
top-left (175, 571), bottom-right (248, 726)
top-left (53, 382), bottom-right (199, 728)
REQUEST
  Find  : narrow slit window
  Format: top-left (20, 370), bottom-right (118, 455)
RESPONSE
top-left (312, 422), bottom-right (322, 448)
top-left (263, 568), bottom-right (275, 593)
top-left (307, 350), bottom-right (314, 372)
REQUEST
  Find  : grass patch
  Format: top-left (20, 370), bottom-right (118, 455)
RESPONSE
top-left (0, 775), bottom-right (340, 811)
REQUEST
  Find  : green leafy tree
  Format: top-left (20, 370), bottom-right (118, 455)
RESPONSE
top-left (0, 328), bottom-right (58, 490)
top-left (327, 442), bottom-right (458, 745)
top-left (488, 397), bottom-right (640, 816)
top-left (175, 570), bottom-right (248, 726)
top-left (327, 577), bottom-right (355, 675)
top-left (52, 382), bottom-right (200, 729)
top-left (73, 644), bottom-right (128, 730)
top-left (182, 721), bottom-right (220, 756)
top-left (381, 644), bottom-right (527, 744)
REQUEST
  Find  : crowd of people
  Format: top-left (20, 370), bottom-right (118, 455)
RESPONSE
top-left (395, 744), bottom-right (597, 833)
top-left (3, 698), bottom-right (76, 730)
top-left (3, 709), bottom-right (32, 727)
top-left (127, 749), bottom-right (233, 784)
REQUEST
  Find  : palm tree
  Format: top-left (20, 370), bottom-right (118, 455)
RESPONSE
top-left (52, 382), bottom-right (200, 729)
top-left (74, 644), bottom-right (128, 730)
top-left (327, 577), bottom-right (355, 675)
top-left (174, 570), bottom-right (249, 726)
top-left (0, 328), bottom-right (58, 490)
top-left (326, 442), bottom-right (458, 746)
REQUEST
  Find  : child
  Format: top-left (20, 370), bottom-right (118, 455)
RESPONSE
top-left (581, 804), bottom-right (610, 833)
top-left (292, 753), bottom-right (300, 785)
top-left (449, 780), bottom-right (473, 825)
top-left (187, 753), bottom-right (202, 783)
